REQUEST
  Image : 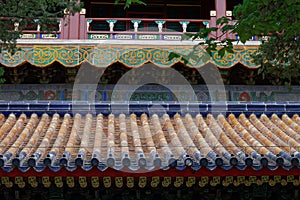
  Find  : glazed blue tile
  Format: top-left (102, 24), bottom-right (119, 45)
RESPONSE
top-left (95, 104), bottom-right (111, 115)
top-left (110, 103), bottom-right (129, 114)
top-left (49, 103), bottom-right (70, 111)
top-left (188, 103), bottom-right (201, 112)
top-left (148, 102), bottom-right (169, 116)
top-left (167, 111), bottom-right (179, 117)
top-left (129, 104), bottom-right (148, 112)
top-left (29, 103), bottom-right (49, 111)
top-left (129, 104), bottom-right (148, 116)
top-left (286, 104), bottom-right (300, 112)
top-left (71, 103), bottom-right (90, 111)
top-left (247, 104), bottom-right (266, 111)
top-left (168, 104), bottom-right (181, 112)
top-left (227, 104), bottom-right (247, 112)
top-left (0, 103), bottom-right (9, 111)
top-left (198, 104), bottom-right (207, 112)
top-left (33, 111), bottom-right (47, 116)
top-left (200, 112), bottom-right (209, 117)
top-left (249, 101), bottom-right (265, 104)
top-left (209, 103), bottom-right (228, 113)
top-left (94, 104), bottom-right (110, 110)
top-left (178, 103), bottom-right (189, 113)
top-left (148, 103), bottom-right (168, 110)
top-left (266, 104), bottom-right (285, 112)
top-left (9, 103), bottom-right (29, 111)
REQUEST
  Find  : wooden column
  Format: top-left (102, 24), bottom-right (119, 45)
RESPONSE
top-left (215, 0), bottom-right (227, 40)
top-left (61, 0), bottom-right (86, 39)
top-left (215, 0), bottom-right (226, 19)
top-left (79, 9), bottom-right (87, 39)
top-left (69, 12), bottom-right (80, 39)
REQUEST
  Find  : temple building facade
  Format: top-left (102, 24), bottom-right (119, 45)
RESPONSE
top-left (0, 0), bottom-right (300, 199)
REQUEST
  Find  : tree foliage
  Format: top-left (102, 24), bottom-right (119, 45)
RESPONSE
top-left (235, 0), bottom-right (300, 85)
top-left (170, 0), bottom-right (300, 85)
top-left (115, 0), bottom-right (146, 9)
top-left (0, 0), bottom-right (82, 53)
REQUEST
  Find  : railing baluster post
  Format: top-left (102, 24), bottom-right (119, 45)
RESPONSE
top-left (33, 19), bottom-right (40, 32)
top-left (106, 20), bottom-right (117, 32)
top-left (203, 21), bottom-right (209, 28)
top-left (57, 19), bottom-right (62, 32)
top-left (179, 21), bottom-right (190, 33)
top-left (87, 19), bottom-right (92, 31)
top-left (155, 20), bottom-right (165, 32)
top-left (57, 19), bottom-right (62, 39)
top-left (34, 19), bottom-right (40, 39)
top-left (131, 20), bottom-right (141, 32)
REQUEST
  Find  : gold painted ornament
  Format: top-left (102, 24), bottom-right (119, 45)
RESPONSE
top-left (225, 176), bottom-right (233, 184)
top-left (80, 182), bottom-right (87, 188)
top-left (233, 180), bottom-right (240, 187)
top-left (222, 180), bottom-right (229, 187)
top-left (256, 179), bottom-right (263, 186)
top-left (67, 183), bottom-right (75, 188)
top-left (198, 181), bottom-right (206, 187)
top-left (138, 177), bottom-right (147, 188)
top-left (174, 176), bottom-right (183, 187)
top-left (127, 177), bottom-right (134, 188)
top-left (42, 176), bottom-right (50, 185)
top-left (249, 176), bottom-right (256, 183)
top-left (281, 179), bottom-right (287, 186)
top-left (244, 180), bottom-right (251, 187)
top-left (186, 177), bottom-right (195, 187)
top-left (103, 177), bottom-right (111, 188)
top-left (115, 177), bottom-right (123, 188)
top-left (1, 177), bottom-right (9, 184)
top-left (28, 176), bottom-right (37, 184)
top-left (5, 182), bottom-right (13, 188)
top-left (269, 179), bottom-right (276, 186)
top-left (15, 177), bottom-right (23, 184)
top-left (293, 179), bottom-right (299, 186)
top-left (274, 176), bottom-right (281, 183)
top-left (43, 183), bottom-right (51, 188)
top-left (18, 182), bottom-right (26, 188)
top-left (31, 182), bottom-right (38, 188)
top-left (287, 175), bottom-right (294, 182)
top-left (162, 177), bottom-right (171, 187)
top-left (91, 177), bottom-right (99, 188)
top-left (261, 176), bottom-right (269, 183)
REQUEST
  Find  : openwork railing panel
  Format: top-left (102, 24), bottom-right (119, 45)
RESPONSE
top-left (86, 18), bottom-right (209, 40)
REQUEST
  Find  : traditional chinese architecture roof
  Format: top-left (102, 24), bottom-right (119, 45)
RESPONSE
top-left (0, 101), bottom-right (300, 173)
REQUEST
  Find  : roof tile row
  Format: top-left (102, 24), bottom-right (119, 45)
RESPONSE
top-left (0, 111), bottom-right (299, 172)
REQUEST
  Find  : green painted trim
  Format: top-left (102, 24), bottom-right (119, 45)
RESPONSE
top-left (0, 45), bottom-right (259, 68)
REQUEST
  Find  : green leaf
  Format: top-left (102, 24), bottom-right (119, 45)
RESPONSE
top-left (216, 17), bottom-right (230, 25)
top-left (168, 52), bottom-right (181, 61)
top-left (262, 0), bottom-right (269, 6)
top-left (221, 24), bottom-right (235, 32)
top-left (181, 33), bottom-right (194, 40)
top-left (218, 48), bottom-right (226, 58)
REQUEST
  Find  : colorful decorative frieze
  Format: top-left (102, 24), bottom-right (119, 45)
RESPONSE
top-left (0, 45), bottom-right (260, 68)
top-left (0, 176), bottom-right (299, 188)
